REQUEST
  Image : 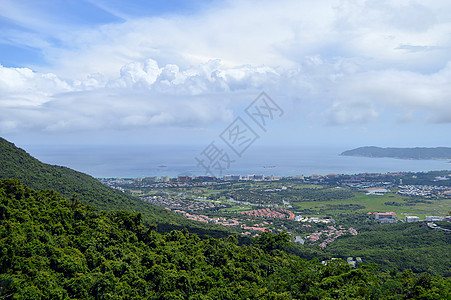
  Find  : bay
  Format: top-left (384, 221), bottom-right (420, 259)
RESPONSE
top-left (24, 144), bottom-right (451, 178)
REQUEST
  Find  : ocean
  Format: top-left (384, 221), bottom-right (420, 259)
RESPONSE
top-left (23, 144), bottom-right (451, 178)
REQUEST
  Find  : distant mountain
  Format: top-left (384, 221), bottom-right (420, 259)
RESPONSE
top-left (341, 146), bottom-right (451, 160)
top-left (0, 137), bottom-right (230, 236)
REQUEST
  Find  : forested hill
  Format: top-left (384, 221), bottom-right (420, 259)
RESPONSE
top-left (0, 137), bottom-right (135, 210)
top-left (341, 146), bottom-right (451, 160)
top-left (1, 179), bottom-right (449, 299)
top-left (0, 137), bottom-right (230, 236)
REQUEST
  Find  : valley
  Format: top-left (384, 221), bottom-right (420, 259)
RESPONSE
top-left (100, 171), bottom-right (451, 275)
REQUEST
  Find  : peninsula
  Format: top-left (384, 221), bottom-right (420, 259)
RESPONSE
top-left (341, 146), bottom-right (451, 160)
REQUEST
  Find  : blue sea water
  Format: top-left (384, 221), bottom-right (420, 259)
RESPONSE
top-left (24, 144), bottom-right (451, 178)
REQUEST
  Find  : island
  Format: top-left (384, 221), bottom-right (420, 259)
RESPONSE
top-left (340, 146), bottom-right (451, 160)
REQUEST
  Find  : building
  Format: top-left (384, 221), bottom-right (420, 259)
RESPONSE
top-left (326, 174), bottom-right (338, 179)
top-left (405, 216), bottom-right (420, 222)
top-left (144, 176), bottom-right (157, 182)
top-left (224, 175), bottom-right (241, 181)
top-left (177, 176), bottom-right (192, 182)
top-left (244, 174), bottom-right (264, 181)
top-left (347, 257), bottom-right (356, 268)
top-left (161, 176), bottom-right (170, 182)
top-left (426, 216), bottom-right (444, 222)
top-left (195, 176), bottom-right (216, 181)
top-left (374, 212), bottom-right (397, 223)
top-left (294, 236), bottom-right (305, 244)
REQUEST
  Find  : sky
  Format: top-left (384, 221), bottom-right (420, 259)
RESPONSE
top-left (1, 0), bottom-right (451, 149)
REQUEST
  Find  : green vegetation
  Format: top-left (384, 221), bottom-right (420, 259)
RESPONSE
top-left (341, 146), bottom-right (451, 160)
top-left (1, 136), bottom-right (451, 298)
top-left (157, 179), bottom-right (449, 224)
top-left (320, 223), bottom-right (451, 276)
top-left (215, 185), bottom-right (354, 206)
top-left (115, 178), bottom-right (451, 277)
top-left (0, 138), bottom-right (158, 213)
top-left (292, 190), bottom-right (451, 220)
top-left (400, 171), bottom-right (451, 187)
top-left (0, 137), bottom-right (232, 238)
top-left (1, 179), bottom-right (450, 299)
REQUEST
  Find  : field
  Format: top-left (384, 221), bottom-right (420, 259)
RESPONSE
top-left (289, 190), bottom-right (451, 219)
top-left (199, 182), bottom-right (451, 222)
top-left (103, 177), bottom-right (451, 276)
top-left (125, 180), bottom-right (451, 222)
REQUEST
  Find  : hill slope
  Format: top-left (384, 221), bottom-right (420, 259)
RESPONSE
top-left (1, 179), bottom-right (449, 299)
top-left (341, 146), bottom-right (451, 160)
top-left (0, 137), bottom-right (230, 236)
top-left (322, 223), bottom-right (451, 277)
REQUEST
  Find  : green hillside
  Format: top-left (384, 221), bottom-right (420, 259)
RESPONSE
top-left (321, 223), bottom-right (451, 276)
top-left (1, 179), bottom-right (449, 299)
top-left (0, 137), bottom-right (230, 237)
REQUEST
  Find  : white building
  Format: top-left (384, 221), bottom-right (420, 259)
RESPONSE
top-left (224, 175), bottom-right (241, 181)
top-left (405, 216), bottom-right (420, 222)
top-left (294, 236), bottom-right (305, 244)
top-left (374, 212), bottom-right (397, 223)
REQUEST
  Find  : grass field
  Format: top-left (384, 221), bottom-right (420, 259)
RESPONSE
top-left (290, 190), bottom-right (451, 219)
top-left (222, 204), bottom-right (254, 213)
top-left (120, 181), bottom-right (451, 221)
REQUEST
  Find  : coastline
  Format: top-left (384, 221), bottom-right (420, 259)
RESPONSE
top-left (340, 154), bottom-right (451, 161)
top-left (24, 144), bottom-right (451, 178)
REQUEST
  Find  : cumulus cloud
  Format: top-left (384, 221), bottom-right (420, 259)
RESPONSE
top-left (115, 59), bottom-right (161, 88)
top-left (2, 55), bottom-right (451, 136)
top-left (1, 0), bottom-right (451, 140)
top-left (109, 58), bottom-right (279, 94)
top-left (0, 65), bottom-right (72, 107)
top-left (0, 60), bottom-right (277, 133)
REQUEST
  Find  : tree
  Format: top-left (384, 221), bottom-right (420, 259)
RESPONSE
top-left (255, 232), bottom-right (291, 252)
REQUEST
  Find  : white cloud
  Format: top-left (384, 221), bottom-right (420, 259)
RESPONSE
top-left (309, 59), bottom-right (451, 126)
top-left (0, 65), bottom-right (70, 94)
top-left (27, 0), bottom-right (449, 79)
top-left (2, 55), bottom-right (451, 136)
top-left (1, 0), bottom-right (451, 143)
top-left (1, 61), bottom-right (272, 133)
top-left (114, 58), bottom-right (162, 88)
top-left (109, 59), bottom-right (279, 94)
top-left (325, 101), bottom-right (379, 125)
top-left (0, 65), bottom-right (72, 107)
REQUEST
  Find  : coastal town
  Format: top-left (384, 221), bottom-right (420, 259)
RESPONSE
top-left (100, 170), bottom-right (451, 248)
top-left (397, 185), bottom-right (451, 198)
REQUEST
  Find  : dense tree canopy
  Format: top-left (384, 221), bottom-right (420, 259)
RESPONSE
top-left (1, 179), bottom-right (450, 299)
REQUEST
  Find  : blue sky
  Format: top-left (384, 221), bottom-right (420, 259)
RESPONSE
top-left (1, 0), bottom-right (451, 148)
